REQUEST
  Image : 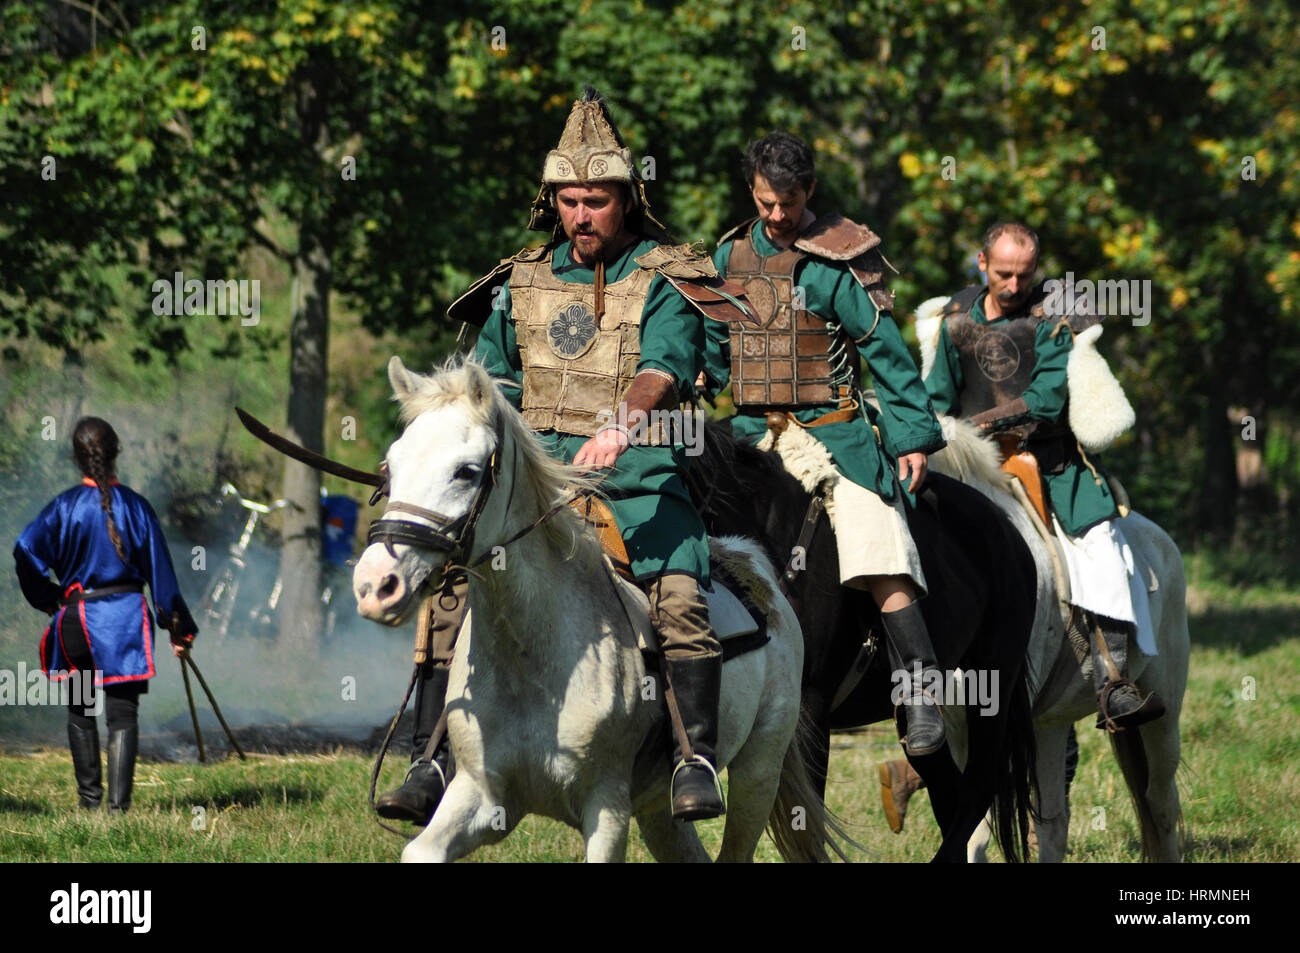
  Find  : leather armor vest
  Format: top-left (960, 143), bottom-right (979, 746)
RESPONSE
top-left (726, 234), bottom-right (860, 408)
top-left (511, 249), bottom-right (664, 440)
top-left (943, 284), bottom-right (1071, 454)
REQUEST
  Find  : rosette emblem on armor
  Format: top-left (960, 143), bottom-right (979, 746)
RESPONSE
top-left (976, 330), bottom-right (1021, 382)
top-left (548, 302), bottom-right (599, 359)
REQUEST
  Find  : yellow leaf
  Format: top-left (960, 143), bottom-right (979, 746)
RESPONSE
top-left (1170, 287), bottom-right (1189, 309)
top-left (899, 152), bottom-right (922, 179)
top-left (1051, 76), bottom-right (1074, 96)
top-left (292, 11), bottom-right (315, 25)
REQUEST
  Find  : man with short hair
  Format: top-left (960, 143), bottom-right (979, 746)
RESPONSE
top-left (924, 223), bottom-right (1166, 731)
top-left (377, 88), bottom-right (750, 825)
top-left (709, 131), bottom-right (950, 759)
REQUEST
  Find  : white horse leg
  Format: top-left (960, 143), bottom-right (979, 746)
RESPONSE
top-left (581, 787), bottom-right (633, 863)
top-left (636, 809), bottom-right (711, 863)
top-left (968, 814), bottom-right (992, 862)
top-left (401, 775), bottom-right (513, 863)
top-left (716, 744), bottom-right (786, 863)
top-left (1032, 722), bottom-right (1072, 863)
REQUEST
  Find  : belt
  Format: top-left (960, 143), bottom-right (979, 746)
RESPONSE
top-left (763, 397), bottom-right (862, 434)
top-left (60, 583), bottom-right (145, 606)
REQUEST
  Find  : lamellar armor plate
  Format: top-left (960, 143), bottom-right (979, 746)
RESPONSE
top-left (511, 250), bottom-right (661, 440)
top-left (723, 213), bottom-right (892, 408)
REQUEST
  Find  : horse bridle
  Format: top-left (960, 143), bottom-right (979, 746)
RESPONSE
top-left (363, 410), bottom-right (578, 581)
top-left (365, 412), bottom-right (509, 568)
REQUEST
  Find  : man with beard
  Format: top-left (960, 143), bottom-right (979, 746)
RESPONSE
top-left (376, 88), bottom-right (750, 826)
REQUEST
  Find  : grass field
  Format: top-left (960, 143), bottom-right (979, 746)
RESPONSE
top-left (2, 557), bottom-right (1297, 863)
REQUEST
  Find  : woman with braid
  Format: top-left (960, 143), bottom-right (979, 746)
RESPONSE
top-left (13, 417), bottom-right (197, 812)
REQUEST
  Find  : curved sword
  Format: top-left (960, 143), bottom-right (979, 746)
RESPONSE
top-left (235, 407), bottom-right (384, 488)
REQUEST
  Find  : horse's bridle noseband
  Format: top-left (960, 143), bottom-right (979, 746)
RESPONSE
top-left (366, 412), bottom-right (508, 567)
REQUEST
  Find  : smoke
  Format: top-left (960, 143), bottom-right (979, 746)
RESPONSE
top-left (0, 379), bottom-right (415, 754)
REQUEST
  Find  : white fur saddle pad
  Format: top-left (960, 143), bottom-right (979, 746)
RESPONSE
top-left (606, 559), bottom-right (760, 654)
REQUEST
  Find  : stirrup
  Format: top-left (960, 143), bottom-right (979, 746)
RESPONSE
top-left (670, 755), bottom-right (726, 815)
top-left (1096, 680), bottom-right (1165, 733)
top-left (404, 757), bottom-right (446, 790)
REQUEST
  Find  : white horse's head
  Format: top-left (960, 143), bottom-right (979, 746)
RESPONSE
top-left (353, 357), bottom-right (509, 625)
top-left (353, 356), bottom-right (585, 627)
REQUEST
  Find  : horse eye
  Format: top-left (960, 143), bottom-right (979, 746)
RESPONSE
top-left (454, 465), bottom-right (480, 483)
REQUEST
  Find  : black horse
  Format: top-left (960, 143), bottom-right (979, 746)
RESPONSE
top-left (689, 420), bottom-right (1038, 862)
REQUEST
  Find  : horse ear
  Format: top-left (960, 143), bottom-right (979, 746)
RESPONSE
top-left (465, 362), bottom-right (494, 411)
top-left (388, 356), bottom-right (414, 400)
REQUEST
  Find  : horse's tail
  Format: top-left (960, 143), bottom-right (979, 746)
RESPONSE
top-left (1109, 727), bottom-right (1165, 862)
top-left (768, 707), bottom-right (859, 863)
top-left (988, 672), bottom-right (1038, 863)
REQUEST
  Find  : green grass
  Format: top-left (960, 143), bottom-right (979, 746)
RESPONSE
top-left (2, 558), bottom-right (1297, 862)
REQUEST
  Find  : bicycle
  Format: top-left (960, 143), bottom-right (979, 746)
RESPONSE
top-left (197, 482), bottom-right (291, 646)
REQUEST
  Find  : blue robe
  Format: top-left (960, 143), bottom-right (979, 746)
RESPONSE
top-left (13, 479), bottom-right (197, 684)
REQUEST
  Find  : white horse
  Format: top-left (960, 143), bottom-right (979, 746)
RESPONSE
top-left (353, 357), bottom-right (837, 863)
top-left (929, 416), bottom-right (1189, 862)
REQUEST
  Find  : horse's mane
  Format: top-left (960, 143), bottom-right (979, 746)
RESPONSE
top-left (395, 357), bottom-right (604, 558)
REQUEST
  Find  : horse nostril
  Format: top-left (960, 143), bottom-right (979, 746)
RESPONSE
top-left (378, 573), bottom-right (400, 601)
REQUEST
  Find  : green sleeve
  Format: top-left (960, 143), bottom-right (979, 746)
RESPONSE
top-left (637, 274), bottom-right (704, 399)
top-left (471, 284), bottom-right (523, 409)
top-left (924, 320), bottom-right (964, 417)
top-left (829, 270), bottom-right (946, 458)
top-left (1021, 319), bottom-right (1072, 421)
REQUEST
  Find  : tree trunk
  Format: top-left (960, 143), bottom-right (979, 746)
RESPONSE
top-left (1197, 373), bottom-right (1237, 546)
top-left (278, 233), bottom-right (330, 654)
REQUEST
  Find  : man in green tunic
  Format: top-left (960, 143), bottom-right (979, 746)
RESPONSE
top-left (377, 89), bottom-right (749, 825)
top-left (709, 131), bottom-right (951, 758)
top-left (923, 222), bottom-right (1166, 731)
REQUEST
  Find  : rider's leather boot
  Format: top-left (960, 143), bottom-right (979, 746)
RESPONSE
top-left (664, 652), bottom-right (726, 821)
top-left (376, 663), bottom-right (452, 826)
top-left (1090, 615), bottom-right (1166, 731)
top-left (68, 722), bottom-right (103, 809)
top-left (882, 603), bottom-right (946, 756)
top-left (107, 726), bottom-right (138, 813)
top-left (877, 758), bottom-right (924, 833)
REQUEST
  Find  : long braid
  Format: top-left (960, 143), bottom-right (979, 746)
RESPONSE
top-left (72, 417), bottom-right (129, 564)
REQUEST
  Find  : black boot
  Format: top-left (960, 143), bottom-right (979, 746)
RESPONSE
top-left (882, 603), bottom-right (946, 756)
top-left (107, 726), bottom-right (138, 814)
top-left (376, 664), bottom-right (451, 825)
top-left (1091, 616), bottom-right (1166, 731)
top-left (68, 722), bottom-right (102, 809)
top-left (664, 653), bottom-right (726, 821)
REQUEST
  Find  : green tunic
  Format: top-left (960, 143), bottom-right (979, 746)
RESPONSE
top-left (711, 220), bottom-right (946, 503)
top-left (924, 287), bottom-right (1118, 535)
top-left (473, 237), bottom-right (710, 584)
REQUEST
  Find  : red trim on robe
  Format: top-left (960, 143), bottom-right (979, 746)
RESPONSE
top-left (103, 594), bottom-right (153, 685)
top-left (81, 477), bottom-right (121, 487)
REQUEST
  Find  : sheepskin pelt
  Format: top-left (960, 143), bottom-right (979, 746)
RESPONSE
top-left (1067, 323), bottom-right (1135, 452)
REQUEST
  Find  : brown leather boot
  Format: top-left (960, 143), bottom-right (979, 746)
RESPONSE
top-left (877, 758), bottom-right (924, 834)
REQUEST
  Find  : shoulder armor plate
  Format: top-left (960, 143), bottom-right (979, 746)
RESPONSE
top-left (446, 245), bottom-right (550, 327)
top-left (634, 242), bottom-right (719, 280)
top-left (794, 212), bottom-right (882, 261)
